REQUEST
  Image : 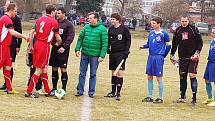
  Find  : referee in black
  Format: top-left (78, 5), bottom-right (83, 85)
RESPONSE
top-left (170, 15), bottom-right (203, 105)
top-left (104, 13), bottom-right (131, 101)
top-left (0, 0), bottom-right (22, 90)
top-left (49, 7), bottom-right (75, 95)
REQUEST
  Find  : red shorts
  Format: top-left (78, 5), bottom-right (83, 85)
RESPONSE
top-left (0, 45), bottom-right (11, 68)
top-left (33, 41), bottom-right (50, 68)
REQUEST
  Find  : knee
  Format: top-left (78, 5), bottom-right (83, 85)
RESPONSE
top-left (147, 75), bottom-right (153, 80)
top-left (189, 73), bottom-right (196, 79)
top-left (179, 72), bottom-right (187, 80)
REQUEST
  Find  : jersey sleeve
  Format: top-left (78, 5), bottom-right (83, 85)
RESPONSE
top-left (53, 20), bottom-right (59, 34)
top-left (5, 17), bottom-right (13, 29)
top-left (163, 31), bottom-right (170, 42)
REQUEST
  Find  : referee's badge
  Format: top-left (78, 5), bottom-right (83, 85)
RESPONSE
top-left (118, 34), bottom-right (122, 40)
top-left (59, 29), bottom-right (64, 34)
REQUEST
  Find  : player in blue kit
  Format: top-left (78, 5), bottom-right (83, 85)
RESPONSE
top-left (202, 28), bottom-right (215, 107)
top-left (139, 17), bottom-right (171, 103)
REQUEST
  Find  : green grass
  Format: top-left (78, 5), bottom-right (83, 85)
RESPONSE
top-left (0, 24), bottom-right (214, 121)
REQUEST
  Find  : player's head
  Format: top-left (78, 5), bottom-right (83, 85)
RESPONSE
top-left (4, 0), bottom-right (13, 11)
top-left (211, 27), bottom-right (215, 38)
top-left (88, 12), bottom-right (99, 25)
top-left (6, 3), bottom-right (17, 18)
top-left (110, 13), bottom-right (121, 26)
top-left (151, 16), bottom-right (162, 30)
top-left (56, 7), bottom-right (66, 20)
top-left (180, 14), bottom-right (189, 27)
top-left (46, 5), bottom-right (56, 17)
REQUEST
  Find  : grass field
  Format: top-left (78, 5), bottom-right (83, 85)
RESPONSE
top-left (0, 24), bottom-right (214, 121)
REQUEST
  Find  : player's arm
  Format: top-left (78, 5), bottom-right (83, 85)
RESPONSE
top-left (62, 22), bottom-right (75, 50)
top-left (107, 29), bottom-right (111, 54)
top-left (194, 27), bottom-right (203, 54)
top-left (124, 27), bottom-right (131, 59)
top-left (164, 31), bottom-right (171, 58)
top-left (9, 29), bottom-right (28, 41)
top-left (99, 26), bottom-right (108, 60)
top-left (13, 16), bottom-right (22, 49)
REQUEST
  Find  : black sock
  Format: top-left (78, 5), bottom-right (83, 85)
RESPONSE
top-left (116, 77), bottom-right (123, 96)
top-left (35, 76), bottom-right (43, 91)
top-left (52, 71), bottom-right (59, 90)
top-left (111, 76), bottom-right (117, 94)
top-left (180, 79), bottom-right (187, 99)
top-left (10, 67), bottom-right (13, 83)
top-left (61, 72), bottom-right (68, 91)
top-left (191, 77), bottom-right (198, 101)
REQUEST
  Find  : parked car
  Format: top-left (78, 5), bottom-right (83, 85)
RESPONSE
top-left (195, 22), bottom-right (210, 36)
top-left (170, 22), bottom-right (180, 33)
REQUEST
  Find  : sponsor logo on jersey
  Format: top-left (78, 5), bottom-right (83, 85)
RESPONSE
top-left (118, 34), bottom-right (122, 40)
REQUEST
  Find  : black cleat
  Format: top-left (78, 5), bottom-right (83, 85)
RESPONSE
top-left (153, 98), bottom-right (163, 103)
top-left (176, 98), bottom-right (186, 103)
top-left (89, 94), bottom-right (94, 98)
top-left (104, 92), bottom-right (115, 98)
top-left (75, 93), bottom-right (83, 97)
top-left (191, 100), bottom-right (196, 106)
top-left (0, 84), bottom-right (7, 90)
top-left (115, 94), bottom-right (121, 101)
top-left (24, 92), bottom-right (39, 98)
top-left (142, 97), bottom-right (153, 102)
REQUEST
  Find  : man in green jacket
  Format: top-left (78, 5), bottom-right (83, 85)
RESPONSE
top-left (75, 12), bottom-right (108, 98)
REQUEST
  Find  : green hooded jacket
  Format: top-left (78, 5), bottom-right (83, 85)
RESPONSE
top-left (75, 21), bottom-right (108, 58)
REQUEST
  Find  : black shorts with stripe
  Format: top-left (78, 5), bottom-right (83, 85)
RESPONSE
top-left (179, 58), bottom-right (198, 75)
top-left (109, 52), bottom-right (126, 71)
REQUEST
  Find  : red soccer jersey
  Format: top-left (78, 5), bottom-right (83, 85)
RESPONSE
top-left (0, 14), bottom-right (14, 46)
top-left (35, 15), bottom-right (59, 43)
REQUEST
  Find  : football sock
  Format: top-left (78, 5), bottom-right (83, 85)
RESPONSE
top-left (180, 79), bottom-right (187, 99)
top-left (52, 71), bottom-right (59, 90)
top-left (111, 76), bottom-right (117, 94)
top-left (191, 77), bottom-right (198, 101)
top-left (148, 80), bottom-right (153, 98)
top-left (61, 72), bottom-right (68, 91)
top-left (158, 80), bottom-right (163, 99)
top-left (27, 74), bottom-right (39, 94)
top-left (10, 67), bottom-right (13, 82)
top-left (4, 70), bottom-right (12, 91)
top-left (116, 77), bottom-right (123, 95)
top-left (206, 83), bottom-right (212, 99)
top-left (41, 73), bottom-right (51, 94)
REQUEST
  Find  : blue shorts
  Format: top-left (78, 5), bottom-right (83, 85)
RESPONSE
top-left (146, 55), bottom-right (164, 76)
top-left (204, 61), bottom-right (215, 82)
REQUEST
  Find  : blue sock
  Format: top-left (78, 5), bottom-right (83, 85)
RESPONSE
top-left (206, 83), bottom-right (212, 99)
top-left (191, 78), bottom-right (198, 101)
top-left (158, 80), bottom-right (164, 99)
top-left (148, 80), bottom-right (153, 98)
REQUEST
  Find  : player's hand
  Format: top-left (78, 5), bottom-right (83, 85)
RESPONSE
top-left (139, 45), bottom-right (144, 50)
top-left (75, 51), bottom-right (81, 57)
top-left (98, 57), bottom-right (103, 63)
top-left (191, 53), bottom-right (200, 62)
top-left (55, 41), bottom-right (61, 46)
top-left (170, 55), bottom-right (177, 64)
top-left (16, 48), bottom-right (20, 55)
top-left (58, 47), bottom-right (65, 54)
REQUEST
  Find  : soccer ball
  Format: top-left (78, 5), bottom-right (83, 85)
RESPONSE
top-left (191, 54), bottom-right (199, 62)
top-left (55, 89), bottom-right (66, 99)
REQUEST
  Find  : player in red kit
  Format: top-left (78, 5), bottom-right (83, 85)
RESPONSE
top-left (0, 3), bottom-right (29, 94)
top-left (25, 5), bottom-right (62, 98)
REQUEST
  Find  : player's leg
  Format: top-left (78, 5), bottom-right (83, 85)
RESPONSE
top-left (88, 56), bottom-right (99, 98)
top-left (75, 55), bottom-right (89, 96)
top-left (51, 67), bottom-right (59, 91)
top-left (41, 67), bottom-right (51, 95)
top-left (188, 60), bottom-right (198, 104)
top-left (3, 66), bottom-right (12, 93)
top-left (60, 67), bottom-right (68, 91)
top-left (206, 62), bottom-right (215, 106)
top-left (0, 68), bottom-right (7, 90)
top-left (115, 70), bottom-right (124, 101)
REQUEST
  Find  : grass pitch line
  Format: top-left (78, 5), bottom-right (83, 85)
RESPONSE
top-left (80, 64), bottom-right (92, 121)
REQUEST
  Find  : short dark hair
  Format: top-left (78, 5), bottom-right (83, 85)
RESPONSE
top-left (151, 16), bottom-right (163, 26)
top-left (46, 5), bottom-right (56, 14)
top-left (111, 13), bottom-right (121, 22)
top-left (7, 3), bottom-right (16, 12)
top-left (88, 12), bottom-right (99, 20)
top-left (57, 7), bottom-right (66, 14)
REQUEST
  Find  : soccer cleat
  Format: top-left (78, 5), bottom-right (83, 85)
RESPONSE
top-left (0, 84), bottom-right (7, 90)
top-left (202, 98), bottom-right (213, 104)
top-left (49, 89), bottom-right (56, 96)
top-left (207, 101), bottom-right (215, 107)
top-left (24, 92), bottom-right (39, 98)
top-left (191, 100), bottom-right (196, 106)
top-left (7, 90), bottom-right (19, 94)
top-left (104, 92), bottom-right (115, 98)
top-left (89, 94), bottom-right (94, 98)
top-left (176, 98), bottom-right (186, 103)
top-left (142, 97), bottom-right (153, 102)
top-left (153, 98), bottom-right (163, 103)
top-left (75, 93), bottom-right (83, 97)
top-left (115, 94), bottom-right (120, 101)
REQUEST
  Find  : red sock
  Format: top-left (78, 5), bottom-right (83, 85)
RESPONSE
top-left (4, 70), bottom-right (12, 91)
top-left (41, 73), bottom-right (50, 94)
top-left (27, 74), bottom-right (39, 94)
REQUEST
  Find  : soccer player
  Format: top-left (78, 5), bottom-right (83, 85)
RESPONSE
top-left (75, 12), bottom-right (108, 98)
top-left (139, 17), bottom-right (171, 103)
top-left (49, 7), bottom-right (75, 95)
top-left (25, 5), bottom-right (62, 98)
top-left (0, 3), bottom-right (29, 94)
top-left (202, 28), bottom-right (215, 106)
top-left (0, 0), bottom-right (22, 90)
top-left (104, 13), bottom-right (131, 101)
top-left (170, 15), bottom-right (203, 105)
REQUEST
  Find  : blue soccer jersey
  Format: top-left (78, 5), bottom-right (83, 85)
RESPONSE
top-left (208, 38), bottom-right (215, 62)
top-left (144, 30), bottom-right (170, 56)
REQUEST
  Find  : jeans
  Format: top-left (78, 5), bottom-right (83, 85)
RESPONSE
top-left (77, 55), bottom-right (99, 95)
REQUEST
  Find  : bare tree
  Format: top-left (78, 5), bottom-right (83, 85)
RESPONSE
top-left (64, 0), bottom-right (74, 13)
top-left (152, 0), bottom-right (189, 23)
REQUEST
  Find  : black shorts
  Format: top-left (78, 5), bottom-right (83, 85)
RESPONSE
top-left (10, 41), bottom-right (17, 62)
top-left (49, 47), bottom-right (70, 68)
top-left (109, 52), bottom-right (126, 70)
top-left (179, 59), bottom-right (198, 75)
